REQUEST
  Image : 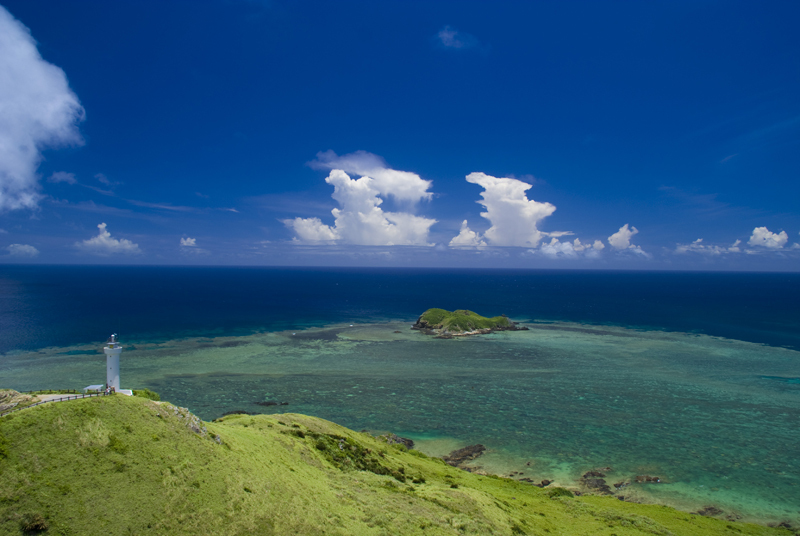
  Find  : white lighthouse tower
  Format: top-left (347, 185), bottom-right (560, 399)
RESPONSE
top-left (104, 334), bottom-right (122, 391)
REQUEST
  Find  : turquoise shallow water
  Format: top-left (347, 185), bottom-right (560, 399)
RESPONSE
top-left (3, 320), bottom-right (799, 525)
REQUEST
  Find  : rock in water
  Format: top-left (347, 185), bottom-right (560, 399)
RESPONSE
top-left (380, 433), bottom-right (415, 449)
top-left (443, 444), bottom-right (486, 467)
top-left (582, 470), bottom-right (606, 478)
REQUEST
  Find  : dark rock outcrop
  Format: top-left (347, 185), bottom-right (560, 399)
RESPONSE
top-left (634, 475), bottom-right (662, 483)
top-left (583, 470), bottom-right (606, 478)
top-left (380, 433), bottom-right (415, 450)
top-left (580, 469), bottom-right (615, 494)
top-left (443, 444), bottom-right (486, 467)
top-left (581, 477), bottom-right (612, 494)
top-left (693, 506), bottom-right (724, 517)
top-left (767, 521), bottom-right (793, 530)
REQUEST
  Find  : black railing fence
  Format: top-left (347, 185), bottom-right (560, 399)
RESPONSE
top-left (0, 391), bottom-right (111, 418)
top-left (22, 389), bottom-right (81, 394)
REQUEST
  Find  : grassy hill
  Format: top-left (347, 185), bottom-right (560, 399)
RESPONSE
top-left (414, 308), bottom-right (513, 333)
top-left (0, 393), bottom-right (790, 535)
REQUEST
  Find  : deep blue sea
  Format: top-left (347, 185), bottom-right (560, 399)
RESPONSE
top-left (2, 266), bottom-right (799, 524)
top-left (2, 266), bottom-right (800, 354)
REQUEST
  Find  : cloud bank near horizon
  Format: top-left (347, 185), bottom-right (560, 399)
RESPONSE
top-left (287, 161), bottom-right (647, 261)
top-left (0, 6), bottom-right (84, 212)
top-left (674, 227), bottom-right (797, 256)
top-left (7, 243), bottom-right (39, 257)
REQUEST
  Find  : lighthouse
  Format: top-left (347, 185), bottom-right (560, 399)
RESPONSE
top-left (104, 334), bottom-right (122, 391)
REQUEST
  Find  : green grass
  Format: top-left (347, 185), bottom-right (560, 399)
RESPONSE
top-left (0, 393), bottom-right (791, 535)
top-left (418, 308), bottom-right (512, 332)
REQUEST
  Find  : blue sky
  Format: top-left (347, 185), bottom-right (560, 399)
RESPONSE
top-left (1, 0), bottom-right (799, 269)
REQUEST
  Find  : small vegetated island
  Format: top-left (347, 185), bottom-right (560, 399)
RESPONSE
top-left (412, 308), bottom-right (528, 338)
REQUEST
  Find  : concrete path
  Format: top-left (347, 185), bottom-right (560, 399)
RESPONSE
top-left (36, 393), bottom-right (79, 403)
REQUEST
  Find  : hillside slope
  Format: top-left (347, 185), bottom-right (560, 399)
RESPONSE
top-left (0, 394), bottom-right (789, 535)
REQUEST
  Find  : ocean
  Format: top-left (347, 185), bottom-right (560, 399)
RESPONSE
top-left (1, 266), bottom-right (799, 524)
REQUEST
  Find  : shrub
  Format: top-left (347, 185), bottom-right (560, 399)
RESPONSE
top-left (547, 487), bottom-right (574, 498)
top-left (132, 388), bottom-right (160, 401)
top-left (108, 434), bottom-right (127, 454)
top-left (20, 512), bottom-right (48, 532)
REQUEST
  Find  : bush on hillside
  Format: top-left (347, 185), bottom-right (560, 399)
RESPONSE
top-left (547, 487), bottom-right (575, 498)
top-left (20, 512), bottom-right (48, 533)
top-left (132, 388), bottom-right (160, 401)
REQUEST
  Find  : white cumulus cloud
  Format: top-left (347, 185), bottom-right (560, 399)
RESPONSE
top-left (449, 220), bottom-right (486, 248)
top-left (179, 236), bottom-right (209, 255)
top-left (573, 238), bottom-right (605, 255)
top-left (7, 243), bottom-right (39, 257)
top-left (310, 150), bottom-right (432, 204)
top-left (0, 6), bottom-right (84, 211)
top-left (748, 227), bottom-right (788, 249)
top-left (285, 168), bottom-right (437, 246)
top-left (608, 224), bottom-right (649, 257)
top-left (534, 237), bottom-right (604, 259)
top-left (463, 172), bottom-right (556, 247)
top-left (539, 238), bottom-right (578, 258)
top-left (75, 223), bottom-right (141, 256)
top-left (285, 217), bottom-right (338, 242)
top-left (608, 224), bottom-right (638, 249)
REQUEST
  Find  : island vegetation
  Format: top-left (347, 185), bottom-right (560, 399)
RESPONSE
top-left (412, 308), bottom-right (528, 337)
top-left (0, 390), bottom-right (788, 535)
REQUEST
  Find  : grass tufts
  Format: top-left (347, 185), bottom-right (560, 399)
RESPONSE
top-left (20, 513), bottom-right (48, 533)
